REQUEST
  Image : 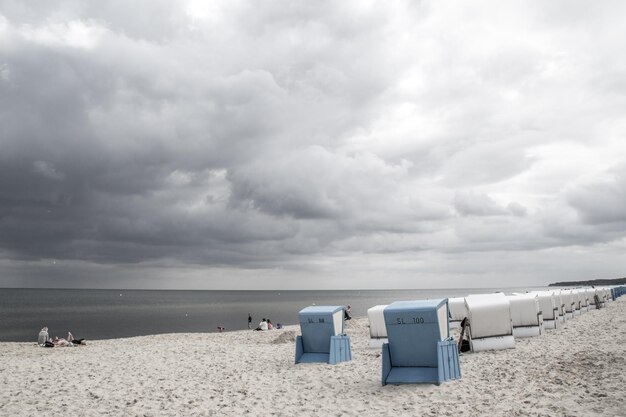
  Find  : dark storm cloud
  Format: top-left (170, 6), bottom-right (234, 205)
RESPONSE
top-left (1, 0), bottom-right (625, 288)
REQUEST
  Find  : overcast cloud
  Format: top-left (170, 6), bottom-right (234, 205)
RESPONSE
top-left (1, 0), bottom-right (625, 289)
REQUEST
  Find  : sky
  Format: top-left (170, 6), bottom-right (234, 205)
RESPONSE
top-left (0, 0), bottom-right (625, 290)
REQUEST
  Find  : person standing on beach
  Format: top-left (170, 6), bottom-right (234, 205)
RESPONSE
top-left (248, 313), bottom-right (252, 329)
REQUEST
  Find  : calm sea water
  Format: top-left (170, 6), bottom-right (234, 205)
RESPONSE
top-left (0, 287), bottom-right (548, 342)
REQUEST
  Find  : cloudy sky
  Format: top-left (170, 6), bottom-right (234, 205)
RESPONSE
top-left (1, 0), bottom-right (625, 289)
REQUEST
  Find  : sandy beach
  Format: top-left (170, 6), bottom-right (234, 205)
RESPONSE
top-left (1, 298), bottom-right (625, 417)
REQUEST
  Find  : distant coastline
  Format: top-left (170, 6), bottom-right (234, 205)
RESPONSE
top-left (548, 277), bottom-right (626, 287)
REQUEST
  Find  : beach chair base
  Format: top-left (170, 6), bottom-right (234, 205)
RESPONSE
top-left (368, 338), bottom-right (388, 349)
top-left (329, 335), bottom-right (351, 364)
top-left (382, 339), bottom-right (460, 386)
top-left (543, 320), bottom-right (557, 330)
top-left (295, 335), bottom-right (352, 365)
top-left (513, 326), bottom-right (542, 338)
top-left (470, 335), bottom-right (515, 352)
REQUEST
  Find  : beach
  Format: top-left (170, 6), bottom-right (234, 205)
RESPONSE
top-left (1, 298), bottom-right (625, 417)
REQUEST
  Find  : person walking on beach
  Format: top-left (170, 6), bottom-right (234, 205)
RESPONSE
top-left (248, 313), bottom-right (252, 329)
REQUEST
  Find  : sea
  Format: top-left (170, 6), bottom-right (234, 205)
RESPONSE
top-left (0, 287), bottom-right (549, 342)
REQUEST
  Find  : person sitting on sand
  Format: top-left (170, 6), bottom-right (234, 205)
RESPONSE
top-left (38, 327), bottom-right (50, 346)
top-left (255, 318), bottom-right (268, 331)
top-left (267, 319), bottom-right (274, 330)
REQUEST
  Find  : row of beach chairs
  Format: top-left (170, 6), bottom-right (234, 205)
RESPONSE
top-left (293, 285), bottom-right (625, 386)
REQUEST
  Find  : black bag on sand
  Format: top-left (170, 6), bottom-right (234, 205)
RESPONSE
top-left (460, 339), bottom-right (471, 352)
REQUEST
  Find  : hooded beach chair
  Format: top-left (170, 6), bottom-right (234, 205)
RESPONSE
top-left (464, 293), bottom-right (515, 352)
top-left (381, 299), bottom-right (460, 385)
top-left (531, 291), bottom-right (559, 330)
top-left (367, 304), bottom-right (388, 348)
top-left (572, 289), bottom-right (583, 315)
top-left (447, 297), bottom-right (467, 329)
top-left (554, 290), bottom-right (566, 322)
top-left (507, 294), bottom-right (544, 337)
top-left (578, 289), bottom-right (589, 313)
top-left (586, 288), bottom-right (597, 310)
top-left (600, 288), bottom-right (609, 306)
top-left (562, 290), bottom-right (575, 319)
top-left (295, 306), bottom-right (352, 365)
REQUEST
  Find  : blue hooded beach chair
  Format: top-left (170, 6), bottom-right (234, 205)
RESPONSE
top-left (295, 306), bottom-right (352, 365)
top-left (382, 299), bottom-right (461, 385)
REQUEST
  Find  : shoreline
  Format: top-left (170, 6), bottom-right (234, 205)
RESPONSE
top-left (1, 299), bottom-right (625, 416)
top-left (0, 286), bottom-right (553, 342)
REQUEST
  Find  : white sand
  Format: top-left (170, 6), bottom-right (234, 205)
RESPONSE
top-left (1, 298), bottom-right (625, 416)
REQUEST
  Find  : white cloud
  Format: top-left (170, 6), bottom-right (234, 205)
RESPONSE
top-left (0, 13), bottom-right (7, 33)
top-left (18, 19), bottom-right (107, 50)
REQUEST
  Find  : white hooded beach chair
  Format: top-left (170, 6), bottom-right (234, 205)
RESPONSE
top-left (571, 289), bottom-right (582, 316)
top-left (464, 293), bottom-right (515, 352)
top-left (531, 291), bottom-right (559, 330)
top-left (576, 289), bottom-right (588, 313)
top-left (507, 294), bottom-right (544, 337)
top-left (367, 304), bottom-right (388, 348)
top-left (586, 288), bottom-right (597, 310)
top-left (562, 290), bottom-right (575, 320)
top-left (448, 297), bottom-right (467, 329)
top-left (554, 290), bottom-right (566, 322)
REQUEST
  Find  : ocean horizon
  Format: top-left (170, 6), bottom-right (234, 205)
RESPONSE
top-left (1, 286), bottom-right (549, 342)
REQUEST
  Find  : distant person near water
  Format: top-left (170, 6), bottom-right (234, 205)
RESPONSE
top-left (248, 313), bottom-right (252, 329)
